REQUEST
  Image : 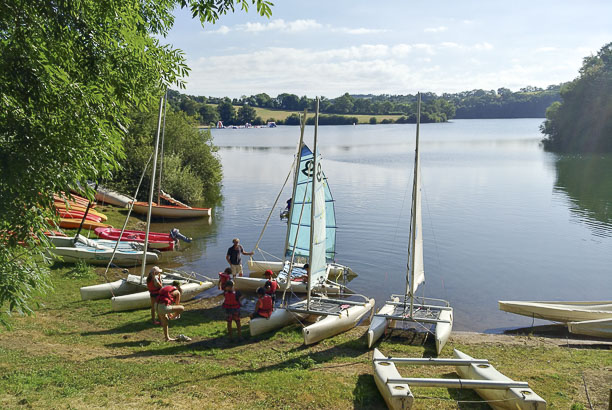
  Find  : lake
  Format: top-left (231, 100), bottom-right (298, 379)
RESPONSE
top-left (151, 119), bottom-right (612, 333)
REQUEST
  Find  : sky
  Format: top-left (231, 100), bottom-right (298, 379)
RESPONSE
top-left (162, 0), bottom-right (612, 98)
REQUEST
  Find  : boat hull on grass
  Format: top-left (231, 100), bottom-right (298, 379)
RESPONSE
top-left (367, 301), bottom-right (397, 348)
top-left (111, 281), bottom-right (214, 311)
top-left (568, 318), bottom-right (612, 338)
top-left (435, 308), bottom-right (453, 355)
top-left (303, 298), bottom-right (375, 345)
top-left (372, 348), bottom-right (414, 410)
top-left (249, 308), bottom-right (308, 336)
top-left (94, 186), bottom-right (133, 208)
top-left (80, 276), bottom-right (144, 301)
top-left (94, 227), bottom-right (174, 251)
top-left (233, 276), bottom-right (341, 295)
top-left (499, 300), bottom-right (612, 323)
top-left (454, 349), bottom-right (546, 410)
top-left (131, 202), bottom-right (211, 218)
top-left (56, 218), bottom-right (111, 231)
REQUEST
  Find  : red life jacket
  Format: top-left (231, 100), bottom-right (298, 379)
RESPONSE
top-left (223, 290), bottom-right (241, 309)
top-left (147, 278), bottom-right (161, 294)
top-left (157, 285), bottom-right (176, 305)
top-left (257, 295), bottom-right (273, 318)
top-left (218, 271), bottom-right (231, 288)
top-left (265, 280), bottom-right (278, 295)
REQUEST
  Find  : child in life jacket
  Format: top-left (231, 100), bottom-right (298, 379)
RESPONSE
top-left (263, 269), bottom-right (278, 302)
top-left (147, 266), bottom-right (163, 324)
top-left (156, 281), bottom-right (184, 341)
top-left (222, 280), bottom-right (243, 339)
top-left (251, 287), bottom-right (274, 319)
top-left (218, 267), bottom-right (232, 290)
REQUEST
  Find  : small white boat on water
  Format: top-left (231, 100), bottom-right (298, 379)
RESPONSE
top-left (372, 348), bottom-right (546, 410)
top-left (498, 300), bottom-right (612, 323)
top-left (47, 235), bottom-right (159, 267)
top-left (568, 317), bottom-right (612, 338)
top-left (368, 94), bottom-right (453, 355)
top-left (111, 280), bottom-right (215, 311)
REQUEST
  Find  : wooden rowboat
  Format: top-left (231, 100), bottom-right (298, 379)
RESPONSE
top-left (131, 201), bottom-right (211, 218)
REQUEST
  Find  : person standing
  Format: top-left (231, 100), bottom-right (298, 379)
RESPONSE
top-left (226, 237), bottom-right (254, 278)
top-left (146, 266), bottom-right (163, 324)
top-left (222, 280), bottom-right (244, 340)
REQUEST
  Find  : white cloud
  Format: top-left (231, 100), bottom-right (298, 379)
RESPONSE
top-left (332, 27), bottom-right (389, 35)
top-left (241, 19), bottom-right (322, 33)
top-left (424, 26), bottom-right (448, 33)
top-left (535, 47), bottom-right (557, 53)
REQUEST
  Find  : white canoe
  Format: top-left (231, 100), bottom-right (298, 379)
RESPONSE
top-left (248, 259), bottom-right (355, 279)
top-left (49, 245), bottom-right (158, 266)
top-left (249, 308), bottom-right (308, 336)
top-left (111, 281), bottom-right (214, 311)
top-left (372, 348), bottom-right (414, 410)
top-left (303, 298), bottom-right (375, 345)
top-left (568, 318), bottom-right (612, 338)
top-left (499, 300), bottom-right (612, 323)
top-left (94, 186), bottom-right (133, 208)
top-left (367, 301), bottom-right (397, 348)
top-left (233, 276), bottom-right (341, 295)
top-left (454, 349), bottom-right (546, 409)
top-left (435, 308), bottom-right (453, 355)
top-left (80, 277), bottom-right (144, 301)
top-left (131, 202), bottom-right (211, 218)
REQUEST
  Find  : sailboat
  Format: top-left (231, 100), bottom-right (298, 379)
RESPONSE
top-left (247, 129), bottom-right (353, 281)
top-left (367, 93), bottom-right (453, 355)
top-left (250, 99), bottom-right (374, 344)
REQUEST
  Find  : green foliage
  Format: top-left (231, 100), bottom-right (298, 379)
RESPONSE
top-left (113, 105), bottom-right (222, 204)
top-left (216, 98), bottom-right (236, 125)
top-left (542, 42), bottom-right (612, 152)
top-left (369, 117), bottom-right (377, 124)
top-left (236, 104), bottom-right (257, 125)
top-left (0, 0), bottom-right (272, 317)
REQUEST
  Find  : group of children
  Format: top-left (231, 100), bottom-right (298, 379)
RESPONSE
top-left (219, 268), bottom-right (278, 340)
top-left (146, 266), bottom-right (280, 341)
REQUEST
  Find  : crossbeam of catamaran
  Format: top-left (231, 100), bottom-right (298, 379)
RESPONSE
top-left (367, 93), bottom-right (453, 355)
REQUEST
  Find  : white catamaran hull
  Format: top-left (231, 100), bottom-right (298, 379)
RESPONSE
top-left (454, 349), bottom-right (546, 410)
top-left (80, 278), bottom-right (143, 301)
top-left (372, 348), bottom-right (414, 410)
top-left (568, 318), bottom-right (612, 338)
top-left (249, 308), bottom-right (308, 336)
top-left (303, 298), bottom-right (375, 345)
top-left (111, 281), bottom-right (214, 311)
top-left (49, 246), bottom-right (158, 266)
top-left (233, 276), bottom-right (340, 295)
top-left (248, 260), bottom-right (354, 279)
top-left (435, 309), bottom-right (453, 355)
top-left (367, 301), bottom-right (397, 348)
top-left (499, 300), bottom-right (612, 323)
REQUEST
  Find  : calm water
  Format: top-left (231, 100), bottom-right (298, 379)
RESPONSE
top-left (150, 119), bottom-right (612, 332)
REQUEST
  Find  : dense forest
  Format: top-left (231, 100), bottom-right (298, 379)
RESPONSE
top-left (168, 86), bottom-right (561, 126)
top-left (541, 42), bottom-right (612, 152)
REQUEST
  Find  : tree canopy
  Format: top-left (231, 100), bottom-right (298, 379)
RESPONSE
top-left (541, 42), bottom-right (612, 152)
top-left (0, 0), bottom-right (273, 321)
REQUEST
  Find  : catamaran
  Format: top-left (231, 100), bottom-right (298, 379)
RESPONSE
top-left (249, 100), bottom-right (374, 344)
top-left (367, 93), bottom-right (453, 355)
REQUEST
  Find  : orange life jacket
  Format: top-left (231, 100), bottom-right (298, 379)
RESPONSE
top-left (223, 290), bottom-right (241, 309)
top-left (257, 295), bottom-right (273, 318)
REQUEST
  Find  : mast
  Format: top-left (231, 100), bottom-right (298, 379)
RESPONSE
top-left (157, 90), bottom-right (168, 205)
top-left (140, 94), bottom-right (165, 283)
top-left (408, 93), bottom-right (421, 317)
top-left (307, 98), bottom-right (320, 311)
top-left (282, 110), bottom-right (307, 259)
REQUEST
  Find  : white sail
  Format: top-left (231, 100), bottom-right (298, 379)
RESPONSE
top-left (411, 169), bottom-right (425, 294)
top-left (309, 149), bottom-right (327, 291)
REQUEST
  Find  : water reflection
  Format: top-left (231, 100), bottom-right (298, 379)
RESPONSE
top-left (553, 155), bottom-right (612, 237)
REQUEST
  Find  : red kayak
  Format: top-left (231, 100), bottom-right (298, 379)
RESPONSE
top-left (94, 227), bottom-right (174, 251)
top-left (57, 210), bottom-right (102, 223)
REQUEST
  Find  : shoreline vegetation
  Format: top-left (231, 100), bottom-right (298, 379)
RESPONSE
top-left (170, 86), bottom-right (561, 127)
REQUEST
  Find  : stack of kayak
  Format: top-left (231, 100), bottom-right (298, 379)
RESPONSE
top-left (46, 234), bottom-right (158, 266)
top-left (52, 193), bottom-right (111, 230)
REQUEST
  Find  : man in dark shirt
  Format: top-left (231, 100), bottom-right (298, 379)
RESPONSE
top-left (226, 237), bottom-right (254, 278)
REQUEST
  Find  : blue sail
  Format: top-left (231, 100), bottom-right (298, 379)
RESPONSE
top-left (285, 144), bottom-right (336, 263)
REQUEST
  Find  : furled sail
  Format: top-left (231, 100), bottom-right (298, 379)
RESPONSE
top-left (285, 145), bottom-right (336, 264)
top-left (410, 169), bottom-right (425, 295)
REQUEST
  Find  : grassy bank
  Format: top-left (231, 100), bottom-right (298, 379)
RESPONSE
top-left (1, 255), bottom-right (610, 409)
